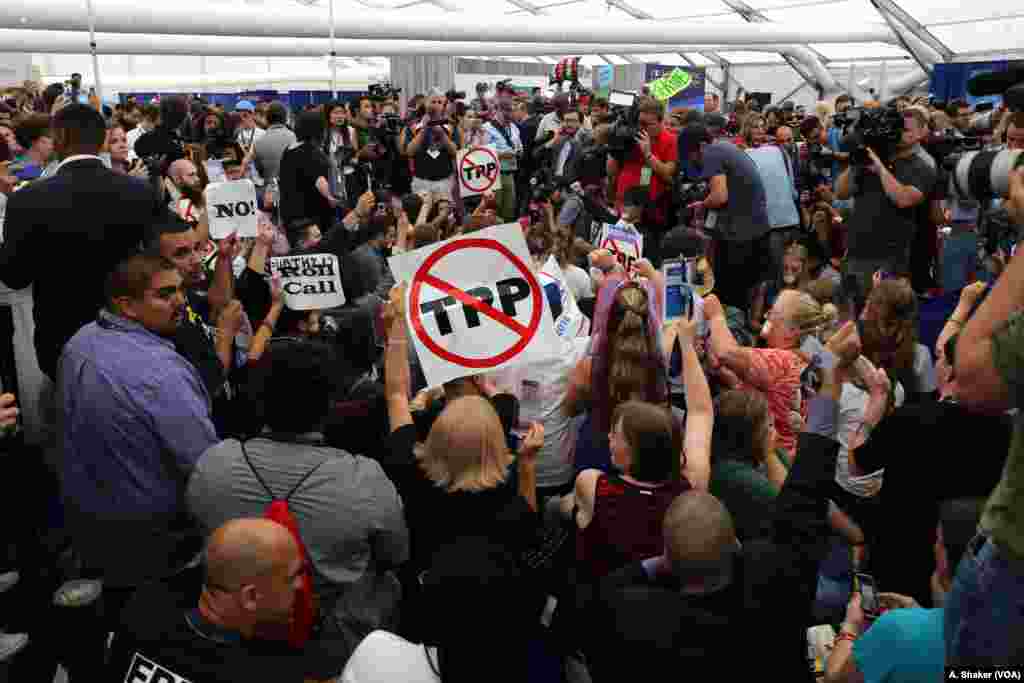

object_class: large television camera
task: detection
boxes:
[604,92,642,161]
[929,79,1024,202]
[368,81,401,101]
[834,105,906,166]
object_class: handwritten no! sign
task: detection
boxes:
[204,180,259,238]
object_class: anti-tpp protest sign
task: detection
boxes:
[388,223,561,387]
[456,145,503,198]
[598,224,644,272]
[269,253,346,310]
[205,179,259,238]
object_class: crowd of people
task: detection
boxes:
[0,77,1023,682]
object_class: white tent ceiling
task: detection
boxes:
[13,0,1023,96]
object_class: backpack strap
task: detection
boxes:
[239,439,330,503]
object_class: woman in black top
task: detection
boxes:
[380,284,547,639]
[279,111,338,243]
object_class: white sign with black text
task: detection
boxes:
[269,253,346,311]
[204,179,259,239]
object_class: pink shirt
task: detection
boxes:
[737,347,808,454]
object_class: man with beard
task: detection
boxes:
[108,518,347,683]
[166,158,205,224]
[201,109,233,161]
[57,253,220,679]
[148,218,244,434]
[537,92,572,143]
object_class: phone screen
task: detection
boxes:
[664,260,693,322]
[855,572,880,616]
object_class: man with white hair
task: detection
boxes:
[400,88,461,201]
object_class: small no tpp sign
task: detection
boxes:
[598,224,644,272]
[388,223,561,387]
[269,253,346,310]
[205,179,259,239]
[457,145,502,198]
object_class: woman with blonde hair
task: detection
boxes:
[750,242,812,332]
[739,113,767,149]
[814,101,834,129]
[704,288,851,457]
[382,284,545,596]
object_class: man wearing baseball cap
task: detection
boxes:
[234,100,266,150]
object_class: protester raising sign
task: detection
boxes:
[598,223,644,272]
[388,223,561,387]
[205,180,259,239]
[456,145,503,198]
[269,253,346,311]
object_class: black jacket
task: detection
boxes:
[573,430,838,683]
[0,158,169,378]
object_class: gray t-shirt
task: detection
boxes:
[698,141,770,242]
[845,154,936,267]
[187,437,409,615]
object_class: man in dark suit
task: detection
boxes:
[0,104,168,380]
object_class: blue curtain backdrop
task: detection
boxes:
[120,90,366,110]
[930,60,1023,108]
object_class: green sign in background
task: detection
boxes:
[648,68,693,101]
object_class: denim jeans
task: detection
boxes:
[944,533,1024,666]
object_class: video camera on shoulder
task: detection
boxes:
[841,105,905,166]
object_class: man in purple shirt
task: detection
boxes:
[57,252,219,677]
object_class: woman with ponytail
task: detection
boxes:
[558,306,711,582]
[563,264,669,474]
[704,288,844,458]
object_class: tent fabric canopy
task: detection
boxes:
[15,0,1023,98]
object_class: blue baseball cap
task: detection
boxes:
[234,100,255,113]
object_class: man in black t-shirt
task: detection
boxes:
[109,518,346,683]
[401,89,461,200]
[836,108,936,296]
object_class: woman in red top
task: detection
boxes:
[560,310,713,582]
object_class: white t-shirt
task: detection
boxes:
[835,381,906,498]
[235,126,266,147]
[491,336,590,489]
[126,124,148,161]
[342,631,438,683]
[563,264,593,302]
[912,343,938,395]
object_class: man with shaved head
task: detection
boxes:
[569,361,847,683]
[109,518,347,682]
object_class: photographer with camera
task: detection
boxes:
[400,88,461,202]
[836,107,936,297]
[678,122,770,310]
[134,95,189,170]
[608,96,678,265]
